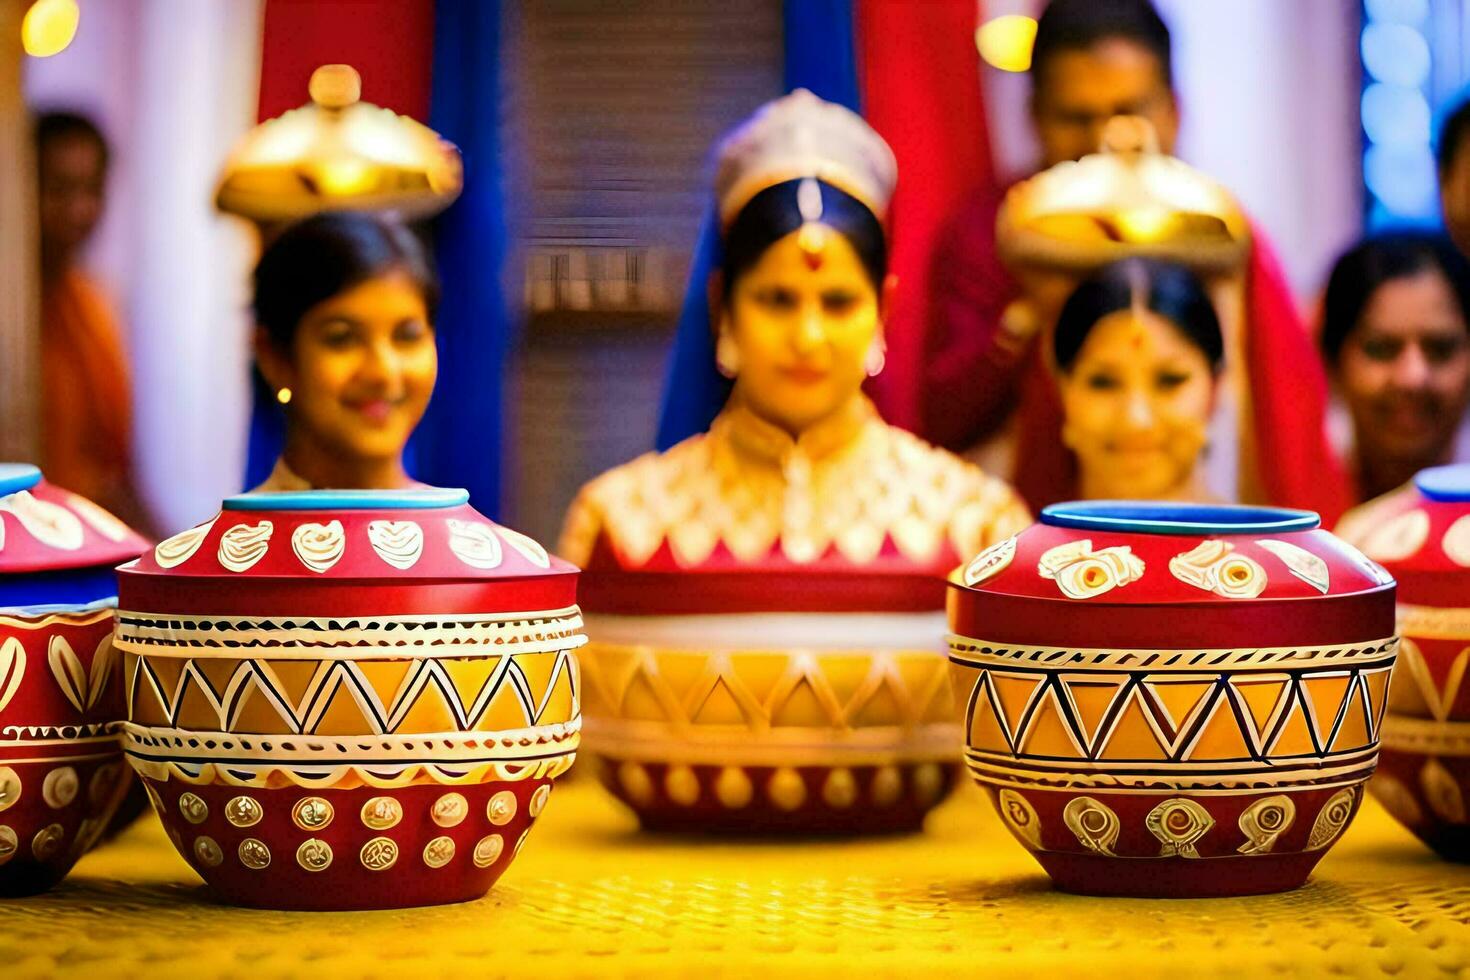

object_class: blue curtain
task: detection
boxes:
[243,371,283,490]
[782,0,860,113]
[413,0,511,515]
[653,209,728,450]
[653,0,859,450]
[241,1,511,514]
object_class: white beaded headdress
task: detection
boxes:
[712,89,897,229]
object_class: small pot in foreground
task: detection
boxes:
[116,488,584,909]
[948,502,1396,897]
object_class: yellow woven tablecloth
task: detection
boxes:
[5,775,1468,979]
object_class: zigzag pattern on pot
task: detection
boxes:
[581,645,954,734]
[961,655,1393,767]
[126,648,579,736]
[1390,637,1468,722]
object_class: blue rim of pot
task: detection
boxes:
[0,463,43,497]
[1040,500,1320,536]
[1413,464,1470,503]
[223,487,470,511]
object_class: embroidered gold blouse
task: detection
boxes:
[559,396,1030,574]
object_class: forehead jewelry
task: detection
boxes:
[796,177,829,270]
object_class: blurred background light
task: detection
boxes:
[1364,142,1439,218]
[21,0,79,58]
[1364,0,1429,26]
[1362,23,1431,87]
[1362,0,1437,228]
[976,14,1038,73]
[1361,83,1431,145]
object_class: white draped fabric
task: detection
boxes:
[25,0,262,531]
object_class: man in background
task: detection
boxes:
[1439,95,1470,261]
[920,0,1347,520]
[35,111,145,528]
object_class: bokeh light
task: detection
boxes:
[1364,142,1438,218]
[1361,83,1431,146]
[1364,0,1428,26]
[1362,0,1437,226]
[1361,23,1431,88]
[21,0,79,59]
[976,14,1038,73]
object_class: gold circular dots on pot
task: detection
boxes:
[238,838,271,870]
[224,796,264,828]
[360,837,399,872]
[422,836,455,869]
[192,835,224,868]
[292,797,334,832]
[486,790,517,827]
[360,796,402,831]
[473,834,504,868]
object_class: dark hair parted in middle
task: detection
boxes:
[253,212,441,351]
[720,178,887,301]
[1321,231,1470,364]
[1053,258,1223,372]
[1030,0,1173,88]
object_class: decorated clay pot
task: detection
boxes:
[1345,466,1470,860]
[115,488,583,910]
[0,464,146,895]
[948,502,1396,897]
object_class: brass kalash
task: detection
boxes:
[215,63,462,226]
[997,115,1250,275]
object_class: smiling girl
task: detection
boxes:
[1053,258,1223,502]
[250,213,439,491]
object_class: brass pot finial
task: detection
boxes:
[309,65,361,110]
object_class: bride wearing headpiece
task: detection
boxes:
[559,91,1029,833]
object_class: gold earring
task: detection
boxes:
[864,340,886,378]
[715,332,739,378]
[276,387,293,405]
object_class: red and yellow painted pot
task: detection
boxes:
[948,502,1397,897]
[1343,465,1470,860]
[115,488,583,910]
[0,463,146,895]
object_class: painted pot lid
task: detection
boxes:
[119,487,578,616]
[1344,464,1470,606]
[949,501,1394,649]
[0,463,148,576]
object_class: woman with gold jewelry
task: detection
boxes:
[559,91,1029,834]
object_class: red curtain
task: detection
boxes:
[256,0,435,121]
[856,0,993,431]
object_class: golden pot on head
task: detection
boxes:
[215,64,463,224]
[998,116,1251,277]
